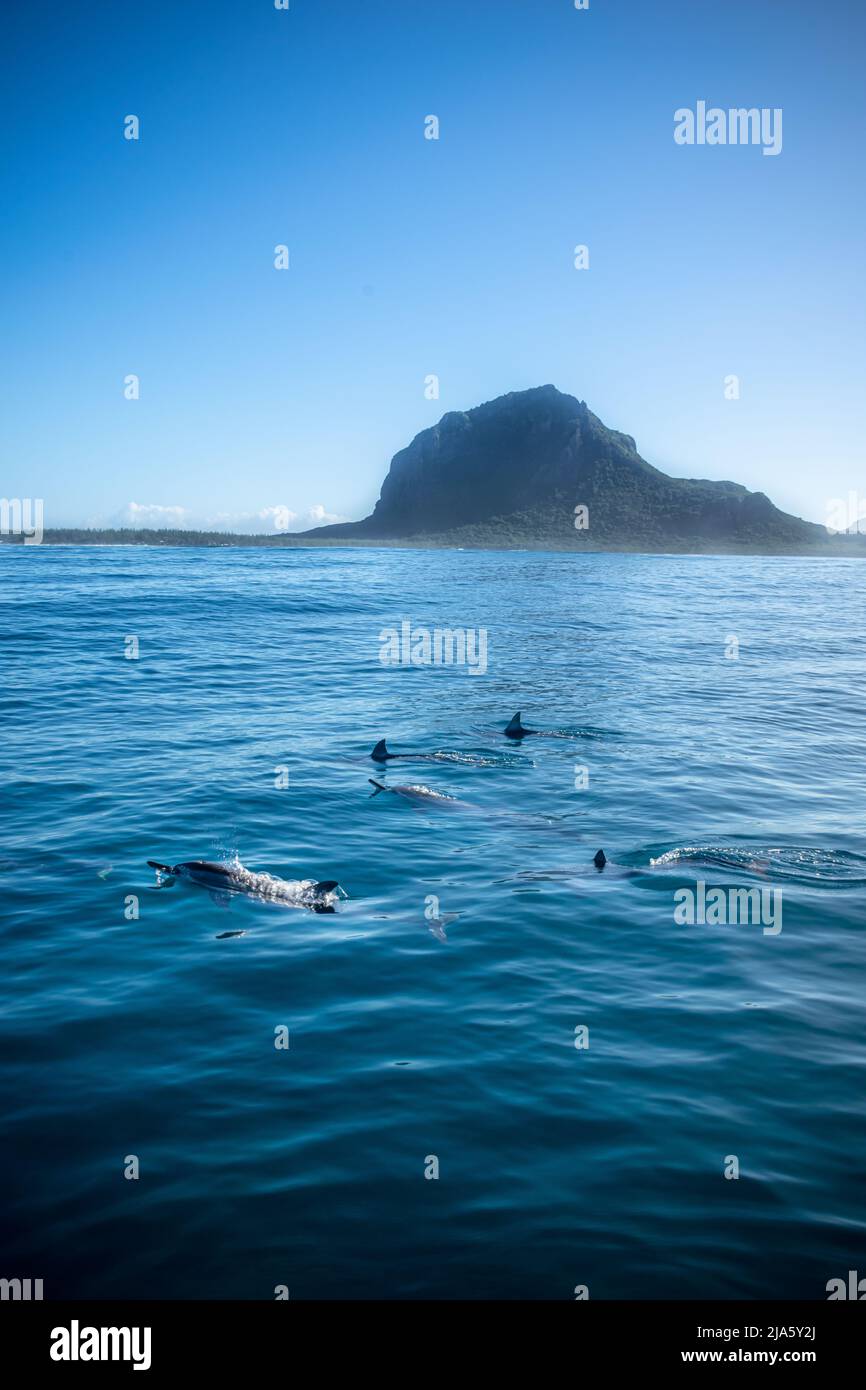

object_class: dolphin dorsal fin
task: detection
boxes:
[505,712,524,734]
[371,739,389,760]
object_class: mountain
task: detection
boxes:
[304,385,854,554]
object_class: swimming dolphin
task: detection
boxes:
[589,850,643,879]
[504,711,536,739]
[503,712,620,743]
[371,738,442,763]
[147,859,340,912]
[372,738,521,768]
[368,779,462,809]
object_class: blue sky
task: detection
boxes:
[2,0,864,530]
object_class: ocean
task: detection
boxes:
[2,544,864,1299]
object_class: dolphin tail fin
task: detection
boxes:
[311,879,339,914]
[371,739,389,761]
[147,860,174,874]
[368,778,387,794]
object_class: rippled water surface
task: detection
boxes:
[2,546,865,1299]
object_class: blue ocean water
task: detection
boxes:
[2,545,865,1300]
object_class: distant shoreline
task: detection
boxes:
[3,529,866,558]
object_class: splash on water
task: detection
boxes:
[649,845,866,886]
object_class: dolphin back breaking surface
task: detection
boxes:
[147,858,342,911]
[368,778,462,807]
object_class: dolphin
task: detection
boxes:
[503,712,620,742]
[369,778,565,830]
[371,738,441,763]
[372,738,524,768]
[504,711,536,740]
[587,849,644,879]
[368,779,463,809]
[516,848,635,888]
[590,849,642,877]
[147,859,341,912]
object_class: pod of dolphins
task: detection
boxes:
[148,712,607,922]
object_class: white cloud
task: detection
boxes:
[105,502,344,533]
[307,503,347,525]
[203,505,300,533]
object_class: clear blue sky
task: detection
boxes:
[2,0,864,530]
